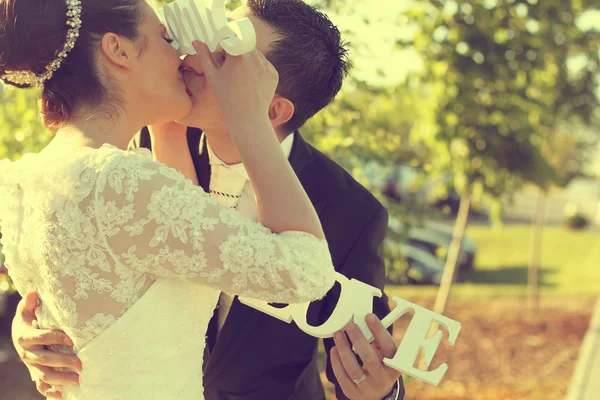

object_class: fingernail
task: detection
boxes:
[347,323,357,332]
[64,336,74,346]
[193,40,201,50]
[366,314,377,323]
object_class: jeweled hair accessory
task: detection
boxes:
[1,0,82,88]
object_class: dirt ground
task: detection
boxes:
[1,295,595,400]
[321,295,596,400]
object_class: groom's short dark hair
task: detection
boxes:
[248,0,350,134]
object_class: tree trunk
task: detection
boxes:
[419,195,471,371]
[433,195,471,314]
[528,191,547,314]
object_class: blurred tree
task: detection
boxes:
[303,83,431,167]
[400,0,600,314]
[0,86,52,160]
[0,85,50,300]
[302,83,439,278]
[542,121,598,185]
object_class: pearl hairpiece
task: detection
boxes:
[1,0,82,88]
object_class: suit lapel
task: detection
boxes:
[203,132,327,385]
[187,127,211,192]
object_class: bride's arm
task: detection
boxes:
[93,153,334,304]
[95,43,334,303]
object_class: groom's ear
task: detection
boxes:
[99,33,137,70]
[268,96,295,130]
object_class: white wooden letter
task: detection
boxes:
[239,272,381,339]
[291,273,382,339]
[156,0,256,56]
[383,297,462,386]
[239,276,463,387]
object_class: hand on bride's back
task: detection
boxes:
[185,40,278,122]
[12,292,81,399]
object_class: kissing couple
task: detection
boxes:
[0,0,405,399]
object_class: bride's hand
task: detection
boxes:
[186,40,278,128]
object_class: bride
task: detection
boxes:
[0,0,335,399]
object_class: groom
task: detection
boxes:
[12,1,405,399]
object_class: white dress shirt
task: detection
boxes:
[205,134,295,335]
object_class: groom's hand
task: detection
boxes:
[331,314,402,400]
[12,292,81,399]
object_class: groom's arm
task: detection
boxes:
[11,293,81,399]
[323,205,405,400]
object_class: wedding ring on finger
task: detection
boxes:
[352,373,367,385]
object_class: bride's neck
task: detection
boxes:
[57,106,143,150]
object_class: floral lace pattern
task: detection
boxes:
[0,145,335,349]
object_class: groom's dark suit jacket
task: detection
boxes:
[130,128,405,400]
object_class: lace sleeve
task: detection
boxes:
[93,151,335,304]
[0,159,14,228]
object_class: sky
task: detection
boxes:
[314,1,423,87]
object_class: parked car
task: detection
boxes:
[399,244,445,285]
[382,165,462,215]
[422,221,477,276]
[387,217,477,282]
[563,178,600,226]
[385,239,445,285]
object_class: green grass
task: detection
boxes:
[387,224,600,299]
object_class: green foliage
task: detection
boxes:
[399,0,600,221]
[301,82,439,223]
[541,121,598,185]
[0,86,52,160]
[303,83,432,166]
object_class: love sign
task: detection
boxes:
[239,272,462,386]
[156,0,257,56]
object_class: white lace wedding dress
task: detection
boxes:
[0,144,335,400]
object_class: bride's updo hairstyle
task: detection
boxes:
[0,0,145,130]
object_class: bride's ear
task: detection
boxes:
[268,96,295,130]
[99,33,136,69]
